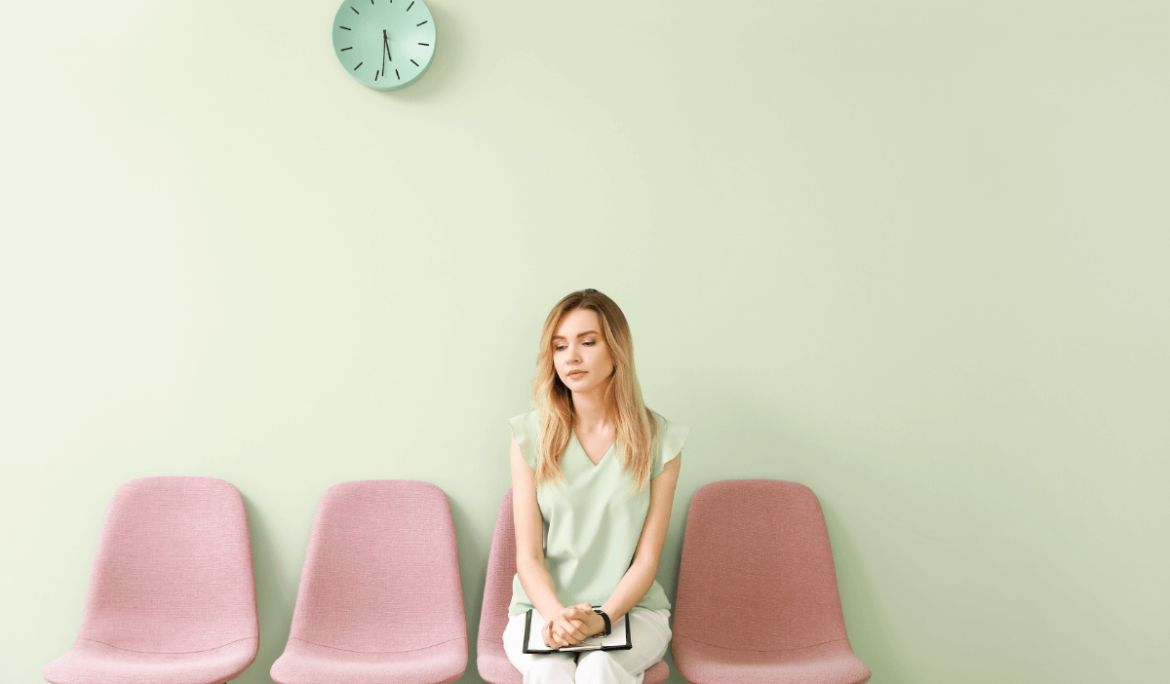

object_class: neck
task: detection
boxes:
[571,391,611,432]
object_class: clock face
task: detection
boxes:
[332,0,436,90]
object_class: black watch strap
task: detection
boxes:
[593,608,611,636]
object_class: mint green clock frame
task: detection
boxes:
[332,0,436,91]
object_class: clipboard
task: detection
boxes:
[522,609,633,653]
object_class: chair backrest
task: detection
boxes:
[477,489,516,653]
[78,476,258,652]
[289,480,466,652]
[673,480,849,652]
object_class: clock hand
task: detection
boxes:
[383,29,392,63]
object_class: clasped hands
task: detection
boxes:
[541,603,606,648]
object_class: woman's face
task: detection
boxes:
[552,308,615,395]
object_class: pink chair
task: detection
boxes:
[270,480,467,684]
[671,480,871,684]
[43,477,259,684]
[477,489,671,684]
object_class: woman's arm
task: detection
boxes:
[569,452,683,636]
[511,437,588,646]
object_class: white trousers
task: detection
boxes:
[502,607,672,684]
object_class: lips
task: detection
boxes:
[567,370,587,380]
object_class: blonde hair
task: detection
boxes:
[531,289,660,495]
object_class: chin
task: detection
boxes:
[577,381,602,393]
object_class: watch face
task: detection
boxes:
[332,0,436,91]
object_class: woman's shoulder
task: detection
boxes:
[507,408,539,434]
[646,407,687,434]
[647,407,690,477]
[507,408,540,468]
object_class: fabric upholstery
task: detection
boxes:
[272,637,467,684]
[270,480,467,684]
[43,476,259,684]
[477,489,670,684]
[671,480,870,684]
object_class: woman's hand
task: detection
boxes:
[542,602,609,647]
[543,606,588,647]
[556,603,607,641]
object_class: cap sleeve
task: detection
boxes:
[507,410,539,470]
[651,411,689,479]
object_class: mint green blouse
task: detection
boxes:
[507,408,689,616]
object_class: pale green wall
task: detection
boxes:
[2,0,1167,682]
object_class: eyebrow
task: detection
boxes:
[552,331,599,341]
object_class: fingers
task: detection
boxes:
[557,607,593,641]
[545,622,570,648]
[559,606,602,638]
[560,606,590,622]
[543,604,599,649]
[558,607,588,628]
[550,615,585,645]
[561,616,587,642]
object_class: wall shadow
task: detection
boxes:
[449,491,491,683]
[383,1,463,103]
[239,493,300,684]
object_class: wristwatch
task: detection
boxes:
[593,608,611,636]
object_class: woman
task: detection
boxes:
[502,289,689,684]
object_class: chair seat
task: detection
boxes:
[271,636,468,684]
[672,634,870,684]
[476,637,670,684]
[642,658,670,684]
[475,641,521,684]
[43,636,259,684]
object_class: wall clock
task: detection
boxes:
[332,0,436,90]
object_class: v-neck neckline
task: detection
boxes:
[572,429,615,467]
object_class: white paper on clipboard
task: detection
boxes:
[524,610,631,653]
